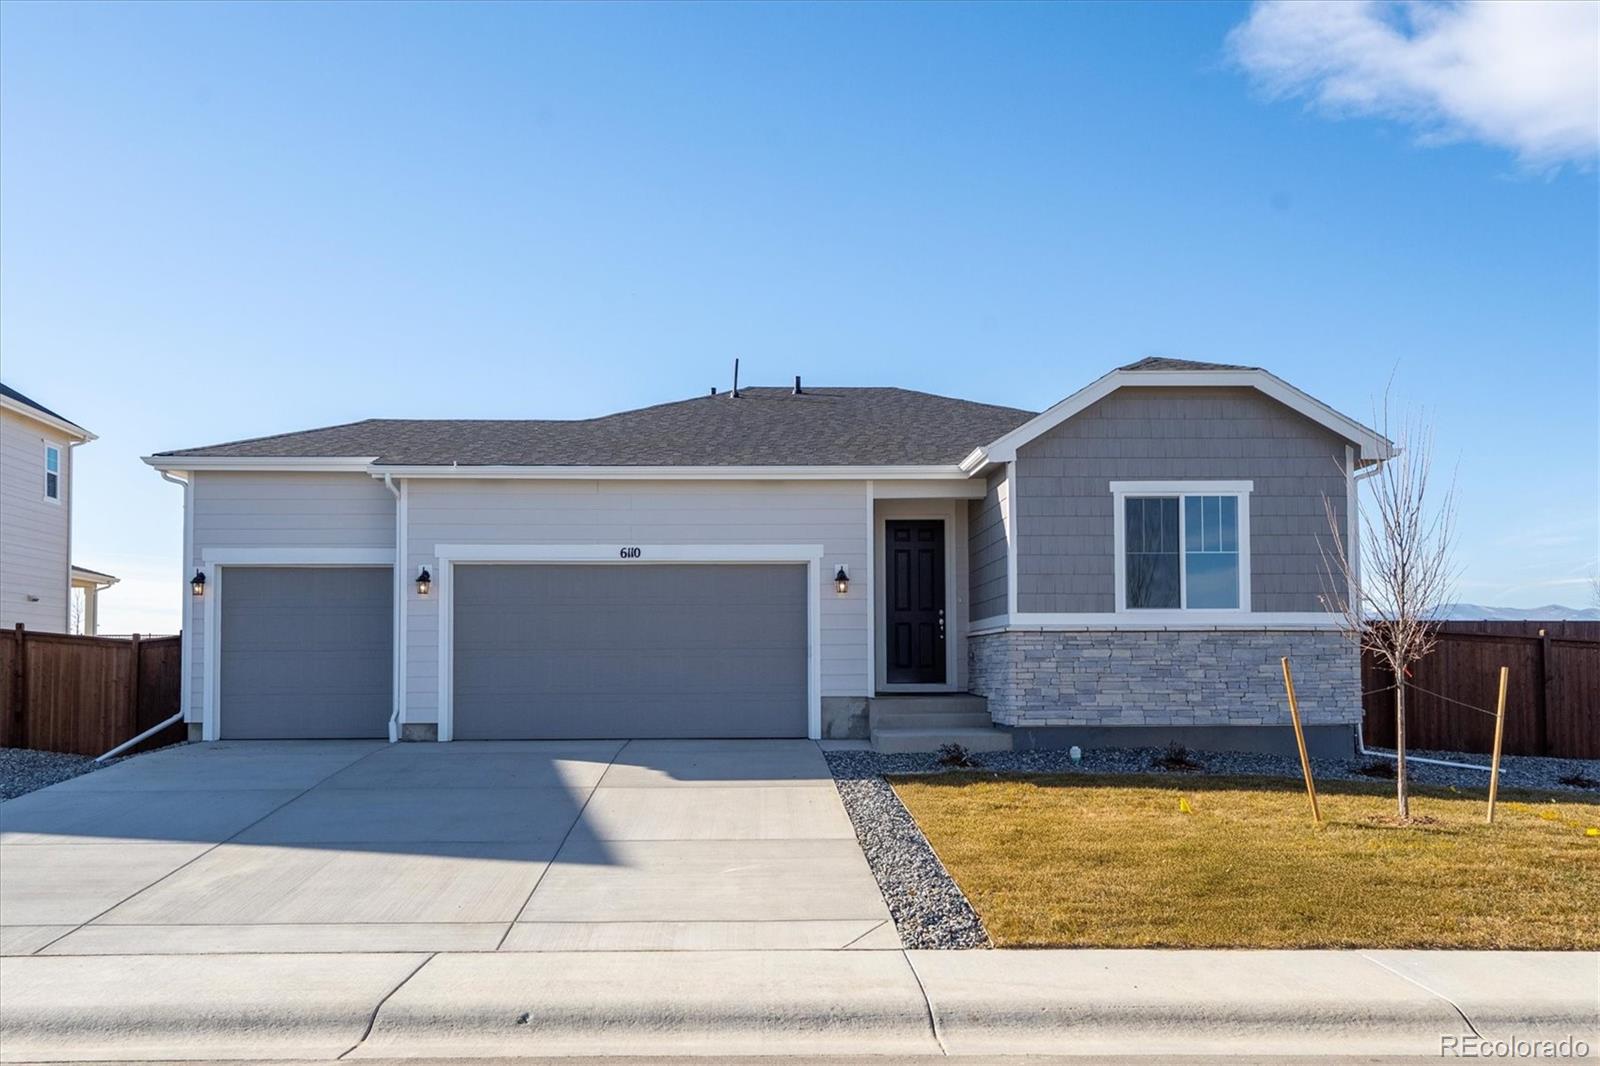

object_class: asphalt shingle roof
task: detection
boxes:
[156,387,1038,467]
[1119,356,1256,372]
[1,382,87,433]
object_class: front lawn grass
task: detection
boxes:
[889,773,1600,949]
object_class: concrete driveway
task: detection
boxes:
[0,739,897,956]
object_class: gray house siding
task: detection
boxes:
[967,467,1008,622]
[402,478,870,726]
[185,472,397,719]
[1014,387,1349,614]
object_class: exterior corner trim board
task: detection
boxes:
[431,543,826,742]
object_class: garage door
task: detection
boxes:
[219,567,393,739]
[452,564,807,739]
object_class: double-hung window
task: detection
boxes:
[44,445,61,502]
[1112,481,1250,612]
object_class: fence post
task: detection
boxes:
[10,623,25,749]
[1536,629,1552,757]
[127,633,142,743]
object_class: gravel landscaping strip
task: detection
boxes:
[827,742,1598,949]
[0,748,99,800]
[826,754,990,950]
[0,742,191,801]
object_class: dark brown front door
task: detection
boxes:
[885,520,946,684]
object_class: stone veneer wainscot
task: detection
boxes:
[967,628,1360,728]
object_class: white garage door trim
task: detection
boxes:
[433,544,825,742]
[199,548,397,742]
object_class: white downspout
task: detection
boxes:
[1347,452,1480,771]
[159,470,192,732]
[1355,721,1491,773]
[382,473,403,742]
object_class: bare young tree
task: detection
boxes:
[1321,402,1459,820]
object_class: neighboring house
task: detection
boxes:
[144,358,1390,755]
[0,383,118,634]
[70,565,120,635]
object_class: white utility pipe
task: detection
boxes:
[95,713,183,763]
[1355,719,1490,773]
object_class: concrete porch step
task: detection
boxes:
[869,726,1014,755]
[868,711,994,731]
[867,694,989,730]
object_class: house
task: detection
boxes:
[143,358,1390,755]
[0,383,118,634]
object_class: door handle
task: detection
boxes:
[938,608,945,637]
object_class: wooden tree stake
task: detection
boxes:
[1486,665,1510,824]
[1281,657,1321,825]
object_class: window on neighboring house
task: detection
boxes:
[44,445,61,501]
[1115,482,1249,611]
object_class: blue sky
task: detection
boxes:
[1,1,1595,631]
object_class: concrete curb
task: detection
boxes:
[0,952,430,1063]
[909,949,1471,1056]
[352,950,941,1058]
[2,949,1595,1061]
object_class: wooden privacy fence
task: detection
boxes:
[0,626,184,757]
[1361,621,1600,760]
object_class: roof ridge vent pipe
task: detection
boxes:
[730,357,740,398]
[793,375,802,395]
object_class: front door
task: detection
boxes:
[885,520,946,684]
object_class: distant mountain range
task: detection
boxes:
[1434,603,1600,622]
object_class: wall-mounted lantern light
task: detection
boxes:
[416,566,432,596]
[834,565,850,595]
[190,570,206,597]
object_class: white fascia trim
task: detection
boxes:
[379,464,966,480]
[69,567,120,589]
[872,479,987,500]
[2,397,95,442]
[979,369,1393,463]
[201,547,397,566]
[971,611,1344,634]
[142,457,974,481]
[143,455,379,473]
[958,447,989,475]
[431,543,826,742]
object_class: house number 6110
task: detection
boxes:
[619,547,642,559]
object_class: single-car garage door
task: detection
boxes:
[452,564,807,739]
[219,566,393,739]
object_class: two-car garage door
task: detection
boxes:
[215,563,808,740]
[451,564,808,739]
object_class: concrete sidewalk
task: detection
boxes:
[2,948,1594,1061]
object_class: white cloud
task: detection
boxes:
[1228,0,1599,167]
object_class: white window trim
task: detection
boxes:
[43,444,62,504]
[197,547,398,742]
[1111,480,1252,617]
[430,543,825,743]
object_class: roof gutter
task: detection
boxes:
[1,396,95,442]
[142,455,378,473]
